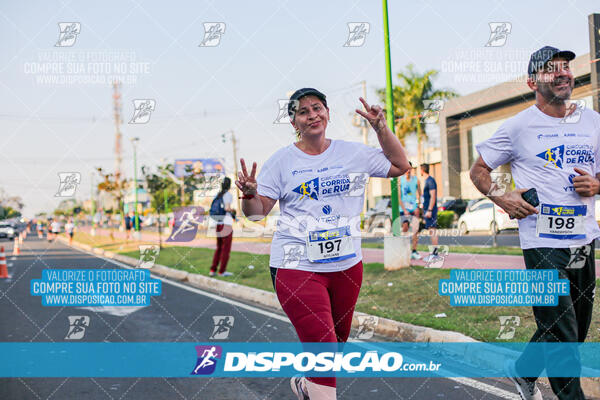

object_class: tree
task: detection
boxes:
[0,206,21,219]
[182,165,208,205]
[141,164,180,248]
[96,167,127,226]
[0,188,23,220]
[53,199,82,217]
[0,189,24,212]
[377,64,458,165]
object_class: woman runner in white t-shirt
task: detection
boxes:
[235,88,409,400]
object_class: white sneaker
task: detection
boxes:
[218,271,233,277]
[504,360,542,400]
[411,251,421,260]
[290,375,310,400]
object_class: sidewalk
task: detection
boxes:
[81,227,600,277]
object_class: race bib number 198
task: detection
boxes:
[536,203,586,240]
[306,226,356,263]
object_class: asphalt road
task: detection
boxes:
[0,236,533,399]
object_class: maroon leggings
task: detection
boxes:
[271,261,363,387]
[210,224,233,274]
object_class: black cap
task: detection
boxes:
[527,46,575,76]
[287,88,327,119]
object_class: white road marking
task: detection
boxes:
[77,306,145,316]
[73,246,289,323]
[71,244,519,399]
[450,377,520,399]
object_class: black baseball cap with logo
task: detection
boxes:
[287,88,328,119]
[527,46,576,76]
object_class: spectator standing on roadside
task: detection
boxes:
[209,177,235,277]
[421,163,438,251]
[124,212,132,241]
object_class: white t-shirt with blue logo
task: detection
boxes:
[257,139,391,272]
[476,104,600,249]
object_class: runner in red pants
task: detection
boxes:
[271,262,362,388]
[236,88,409,399]
[210,224,233,275]
[210,177,235,277]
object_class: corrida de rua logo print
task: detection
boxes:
[292,175,352,201]
[536,144,594,169]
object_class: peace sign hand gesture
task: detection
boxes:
[355,97,388,133]
[235,158,258,196]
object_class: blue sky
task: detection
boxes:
[1,0,598,215]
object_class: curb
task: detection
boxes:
[57,236,600,397]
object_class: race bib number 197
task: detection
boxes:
[306,226,356,263]
[536,203,586,240]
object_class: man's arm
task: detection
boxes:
[425,188,436,218]
[571,168,600,197]
[470,156,537,219]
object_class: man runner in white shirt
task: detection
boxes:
[471,46,600,400]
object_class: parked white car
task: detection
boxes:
[457,198,518,234]
[0,223,16,240]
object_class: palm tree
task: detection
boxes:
[377,64,458,165]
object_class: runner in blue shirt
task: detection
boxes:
[399,162,421,259]
[421,163,438,248]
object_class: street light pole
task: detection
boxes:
[361,80,369,146]
[159,157,170,214]
[231,131,241,214]
[90,171,96,236]
[222,130,241,214]
[131,137,140,232]
[382,0,400,235]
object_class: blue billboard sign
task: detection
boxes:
[173,158,225,177]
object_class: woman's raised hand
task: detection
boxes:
[235,158,258,196]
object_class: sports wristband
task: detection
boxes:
[241,194,255,199]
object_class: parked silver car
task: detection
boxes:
[0,223,16,240]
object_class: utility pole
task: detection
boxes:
[160,158,169,214]
[352,81,370,216]
[222,130,240,214]
[180,181,185,206]
[231,131,240,214]
[360,80,369,145]
[491,204,498,247]
[90,171,96,236]
[112,81,124,225]
[131,137,140,232]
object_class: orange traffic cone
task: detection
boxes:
[0,247,8,278]
[12,239,20,256]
